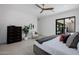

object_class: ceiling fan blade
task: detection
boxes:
[40,9,43,13]
[36,4,54,13]
[35,4,42,9]
[44,8,54,10]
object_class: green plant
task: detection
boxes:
[23,24,34,37]
[23,26,29,37]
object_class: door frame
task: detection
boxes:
[55,16,76,35]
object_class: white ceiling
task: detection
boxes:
[0,4,79,17]
[34,4,79,17]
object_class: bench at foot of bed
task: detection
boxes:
[33,45,51,55]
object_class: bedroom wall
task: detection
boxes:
[38,8,79,36]
[0,5,38,44]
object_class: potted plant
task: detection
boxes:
[23,26,29,37]
[23,24,34,40]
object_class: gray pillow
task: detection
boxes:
[36,35,58,44]
[66,32,79,48]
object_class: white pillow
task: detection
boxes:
[77,42,79,51]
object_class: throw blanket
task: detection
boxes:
[36,35,58,44]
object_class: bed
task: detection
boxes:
[33,35,79,55]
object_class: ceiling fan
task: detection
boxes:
[35,4,54,13]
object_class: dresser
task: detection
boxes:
[7,26,22,44]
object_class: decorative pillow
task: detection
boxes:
[69,33,74,35]
[60,34,64,41]
[60,34,70,43]
[63,34,70,43]
[66,32,79,48]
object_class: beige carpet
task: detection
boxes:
[0,39,35,55]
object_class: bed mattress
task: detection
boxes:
[34,36,79,55]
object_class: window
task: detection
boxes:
[56,16,76,35]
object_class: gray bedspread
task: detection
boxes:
[36,35,58,44]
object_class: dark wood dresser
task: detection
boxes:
[7,26,22,44]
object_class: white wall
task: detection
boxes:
[0,5,37,44]
[38,8,79,36]
[38,17,55,36]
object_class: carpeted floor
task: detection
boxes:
[0,35,45,55]
[0,39,35,55]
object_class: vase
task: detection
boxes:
[24,37,28,40]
